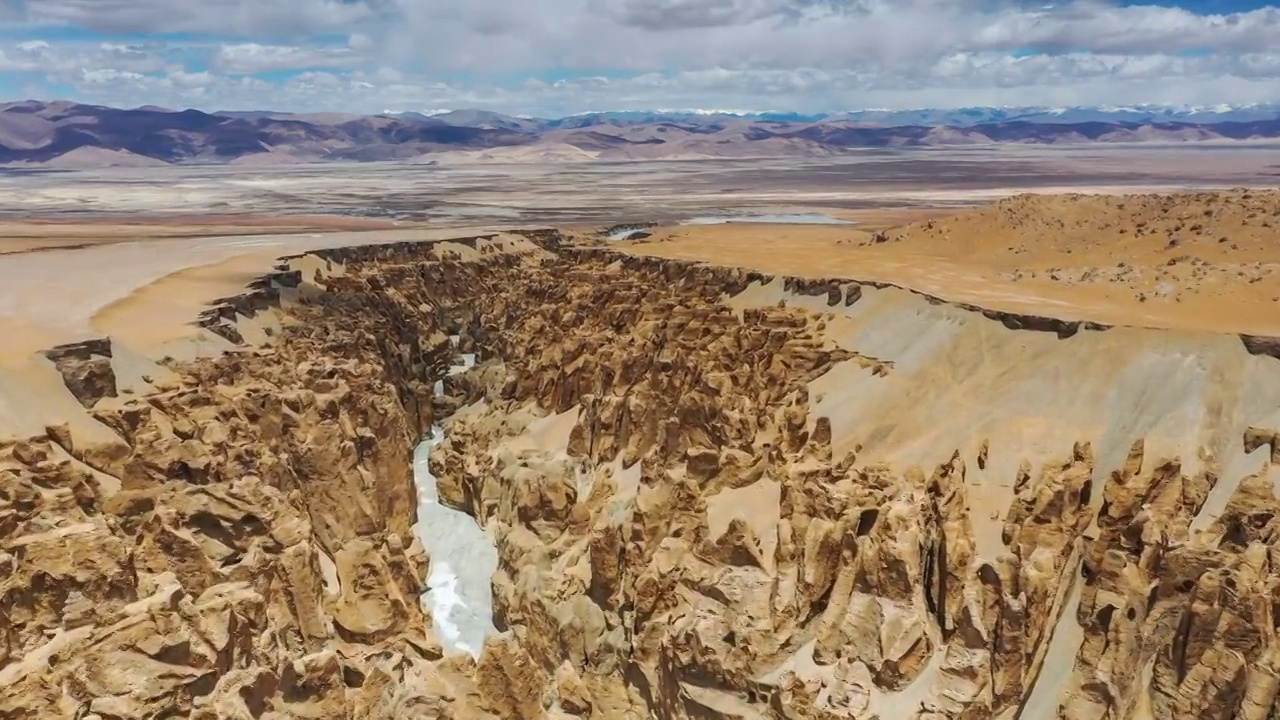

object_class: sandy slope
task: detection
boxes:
[0,226,512,361]
[0,215,404,255]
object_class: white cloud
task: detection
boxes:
[79,68,146,85]
[214,43,364,74]
[20,0,376,36]
[0,38,170,78]
[601,0,793,30]
[350,1,1280,75]
[169,70,215,89]
[970,4,1280,55]
[4,1,1280,114]
[39,53,1280,116]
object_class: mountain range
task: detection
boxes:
[3,100,1280,167]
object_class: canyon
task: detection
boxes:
[3,211,1280,719]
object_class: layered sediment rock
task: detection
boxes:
[4,232,1280,718]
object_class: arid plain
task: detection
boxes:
[7,144,1280,720]
[4,143,1279,224]
[2,143,1278,354]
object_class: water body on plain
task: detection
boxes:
[606,212,854,241]
[681,212,856,225]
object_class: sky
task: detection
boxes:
[0,0,1278,116]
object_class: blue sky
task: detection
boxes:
[0,0,1278,115]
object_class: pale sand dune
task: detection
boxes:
[91,253,277,358]
[0,354,128,444]
[705,478,781,571]
[505,407,581,455]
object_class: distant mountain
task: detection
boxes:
[424,109,545,133]
[542,104,1280,128]
[3,100,1280,166]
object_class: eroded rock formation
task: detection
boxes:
[4,232,1280,719]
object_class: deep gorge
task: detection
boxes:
[5,231,1280,719]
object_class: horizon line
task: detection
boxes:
[4,98,1277,120]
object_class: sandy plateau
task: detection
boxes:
[622,189,1280,337]
[4,154,1280,720]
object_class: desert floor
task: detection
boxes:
[2,144,1279,360]
[3,143,1278,226]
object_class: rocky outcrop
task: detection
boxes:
[4,233,1280,719]
[0,244,474,719]
[44,339,118,408]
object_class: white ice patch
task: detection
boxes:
[411,347,498,659]
[450,353,476,375]
[445,334,476,376]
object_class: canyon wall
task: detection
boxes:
[3,232,1280,719]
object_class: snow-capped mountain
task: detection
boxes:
[404,104,1280,130]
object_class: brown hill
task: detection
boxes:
[4,101,1280,166]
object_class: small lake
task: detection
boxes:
[603,212,854,241]
[607,228,652,240]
